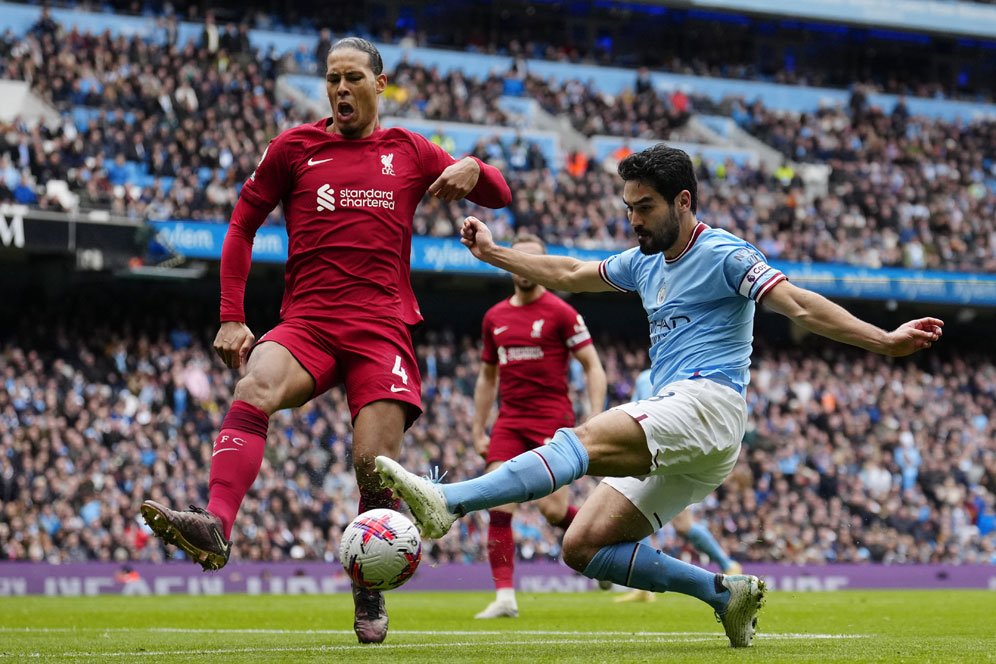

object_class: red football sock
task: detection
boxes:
[207,400,269,539]
[487,510,515,590]
[358,486,401,514]
[555,505,578,530]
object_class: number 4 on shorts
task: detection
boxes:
[392,355,409,385]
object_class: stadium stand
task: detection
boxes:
[1,309,994,566]
[1,8,993,271]
[1,1,995,573]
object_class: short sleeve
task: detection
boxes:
[723,246,788,302]
[480,309,498,365]
[598,248,639,292]
[561,304,593,351]
[239,134,293,209]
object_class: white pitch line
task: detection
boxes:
[0,627,868,639]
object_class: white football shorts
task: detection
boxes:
[602,377,747,530]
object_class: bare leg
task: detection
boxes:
[350,399,409,644]
[536,486,571,525]
[233,341,315,414]
[352,400,408,509]
[562,483,654,572]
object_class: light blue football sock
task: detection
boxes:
[686,522,735,572]
[583,541,730,613]
[442,428,588,516]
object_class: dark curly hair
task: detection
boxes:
[329,37,384,75]
[617,144,698,213]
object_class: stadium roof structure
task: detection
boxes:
[648,0,996,39]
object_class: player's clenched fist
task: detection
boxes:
[460,216,496,259]
[213,321,255,368]
[428,157,481,201]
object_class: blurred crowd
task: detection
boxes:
[1,18,994,272]
[723,97,996,271]
[2,316,994,567]
[85,0,994,101]
[0,25,305,222]
[0,13,994,576]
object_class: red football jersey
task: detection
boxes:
[480,291,593,422]
[237,121,508,326]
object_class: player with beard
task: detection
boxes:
[375,144,944,648]
[472,234,606,619]
[140,37,511,644]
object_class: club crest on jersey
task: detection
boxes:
[316,184,336,212]
[531,319,545,338]
[381,153,395,176]
[657,285,667,305]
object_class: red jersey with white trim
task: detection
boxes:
[480,291,593,422]
[237,121,508,326]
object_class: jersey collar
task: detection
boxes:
[665,222,708,264]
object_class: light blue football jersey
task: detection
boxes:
[599,223,786,396]
[634,368,654,401]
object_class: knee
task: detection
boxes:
[570,423,592,447]
[561,526,599,573]
[232,372,276,412]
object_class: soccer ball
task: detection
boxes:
[339,508,422,591]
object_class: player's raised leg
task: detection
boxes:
[376,410,651,538]
[350,400,409,643]
[142,340,314,570]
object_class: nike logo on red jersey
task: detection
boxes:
[390,385,410,393]
[494,326,509,335]
[307,156,334,166]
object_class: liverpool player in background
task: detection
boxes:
[472,234,606,619]
[140,37,511,644]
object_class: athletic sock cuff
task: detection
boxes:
[223,400,270,439]
[555,428,589,476]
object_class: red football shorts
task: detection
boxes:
[253,316,422,428]
[485,414,574,466]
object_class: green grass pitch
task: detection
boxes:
[2,590,995,662]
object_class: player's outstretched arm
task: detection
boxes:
[762,280,943,357]
[461,216,614,293]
